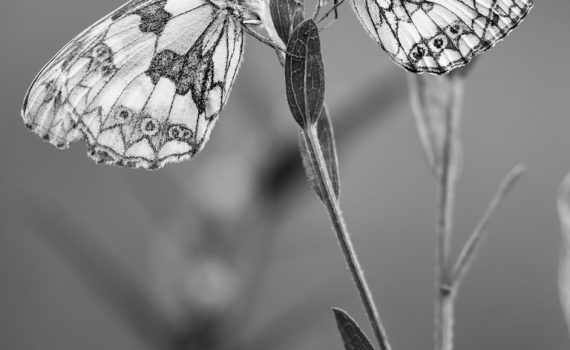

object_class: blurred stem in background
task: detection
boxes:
[408,65,525,350]
[557,173,570,339]
[410,70,464,350]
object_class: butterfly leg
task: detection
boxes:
[240,12,288,52]
[242,24,287,52]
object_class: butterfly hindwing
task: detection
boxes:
[22,0,245,170]
[351,0,533,74]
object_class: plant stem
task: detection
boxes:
[434,79,463,350]
[451,164,526,288]
[435,171,456,350]
[304,124,392,350]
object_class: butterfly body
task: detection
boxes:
[351,0,533,74]
[22,0,261,170]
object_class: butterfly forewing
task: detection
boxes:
[352,0,533,74]
[22,0,244,170]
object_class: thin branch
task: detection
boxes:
[434,76,464,350]
[451,164,526,288]
[243,25,286,53]
[304,123,392,350]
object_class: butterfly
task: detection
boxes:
[351,0,533,74]
[22,0,278,170]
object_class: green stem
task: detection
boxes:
[304,123,391,350]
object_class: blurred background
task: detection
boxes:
[1,0,569,349]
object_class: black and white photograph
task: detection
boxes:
[1,0,569,349]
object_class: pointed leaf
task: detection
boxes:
[333,308,375,350]
[285,19,325,128]
[452,164,526,287]
[408,73,464,179]
[298,106,340,201]
[270,0,304,43]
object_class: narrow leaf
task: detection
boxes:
[408,73,464,179]
[452,164,526,288]
[557,173,570,337]
[285,19,325,128]
[270,0,304,43]
[333,308,375,350]
[298,106,340,201]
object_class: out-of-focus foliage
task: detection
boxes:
[558,173,570,337]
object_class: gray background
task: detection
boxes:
[1,0,570,349]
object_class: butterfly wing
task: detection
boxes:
[22,0,244,170]
[351,0,533,74]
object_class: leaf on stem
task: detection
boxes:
[407,72,465,179]
[270,0,304,43]
[285,19,325,129]
[333,308,375,350]
[451,164,526,288]
[298,105,340,201]
[557,173,570,337]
